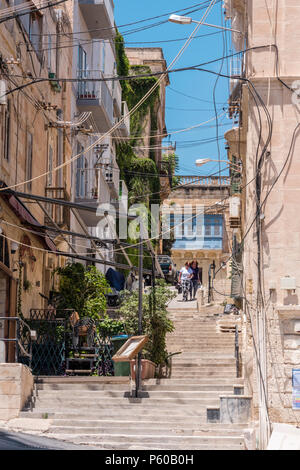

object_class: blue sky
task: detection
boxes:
[114,0,233,176]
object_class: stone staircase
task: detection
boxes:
[18,304,250,450]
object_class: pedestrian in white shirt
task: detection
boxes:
[178,261,193,301]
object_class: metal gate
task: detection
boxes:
[18,309,115,376]
[18,309,73,376]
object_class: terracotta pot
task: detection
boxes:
[130,359,156,380]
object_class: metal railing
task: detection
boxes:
[177,175,231,187]
[0,317,32,366]
[77,69,113,123]
[75,164,119,201]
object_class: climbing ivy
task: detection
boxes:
[114,32,162,265]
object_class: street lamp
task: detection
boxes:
[168,14,243,34]
[195,158,242,171]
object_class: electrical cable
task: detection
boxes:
[212,1,226,187]
[0,1,220,194]
[28,0,221,37]
[0,0,68,24]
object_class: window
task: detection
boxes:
[29,12,43,62]
[47,34,52,71]
[78,46,87,96]
[3,99,10,161]
[76,146,88,198]
[205,225,211,236]
[56,110,63,187]
[26,132,33,191]
[0,234,10,268]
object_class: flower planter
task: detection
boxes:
[130,359,156,380]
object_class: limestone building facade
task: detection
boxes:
[224,0,300,447]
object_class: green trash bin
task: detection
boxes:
[111,335,130,376]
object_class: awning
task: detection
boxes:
[0,181,57,252]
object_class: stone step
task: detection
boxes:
[171,367,236,372]
[19,412,247,426]
[22,408,213,418]
[35,383,238,392]
[143,384,236,392]
[34,376,130,384]
[170,374,237,379]
[47,424,245,437]
[171,364,235,368]
[43,432,244,449]
[33,397,221,407]
[166,339,235,343]
[35,390,227,399]
[166,346,235,350]
[46,418,245,436]
[36,383,130,391]
[145,378,244,385]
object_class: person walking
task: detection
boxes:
[178,261,193,301]
[190,260,201,300]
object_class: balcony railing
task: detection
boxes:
[77,70,113,128]
[75,166,118,203]
[177,176,231,187]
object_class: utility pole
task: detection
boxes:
[135,225,143,398]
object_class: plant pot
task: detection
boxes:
[130,359,156,380]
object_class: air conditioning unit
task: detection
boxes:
[280,276,296,290]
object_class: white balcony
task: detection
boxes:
[77,70,113,132]
[75,167,111,226]
[78,0,115,39]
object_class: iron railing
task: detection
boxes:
[77,69,113,123]
[0,316,32,366]
[1,310,121,377]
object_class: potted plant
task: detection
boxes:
[119,279,176,378]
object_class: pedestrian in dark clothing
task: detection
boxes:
[189,260,201,300]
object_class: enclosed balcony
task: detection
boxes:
[77,70,114,132]
[78,0,115,39]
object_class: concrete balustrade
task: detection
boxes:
[0,364,33,420]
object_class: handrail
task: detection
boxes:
[0,316,32,366]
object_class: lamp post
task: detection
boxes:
[195,158,242,172]
[168,14,243,34]
[208,260,215,304]
[135,224,144,398]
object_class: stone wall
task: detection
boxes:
[0,364,33,420]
